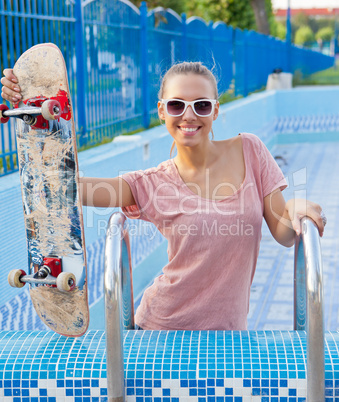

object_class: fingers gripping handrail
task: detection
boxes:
[294,217,325,401]
[104,212,135,402]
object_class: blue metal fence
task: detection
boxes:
[0,0,77,176]
[0,0,335,176]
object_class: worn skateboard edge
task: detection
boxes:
[14,43,89,337]
[30,287,89,337]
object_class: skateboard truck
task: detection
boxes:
[0,89,71,127]
[8,256,76,292]
[0,99,62,129]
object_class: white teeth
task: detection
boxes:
[181,127,198,132]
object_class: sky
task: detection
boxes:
[272,0,339,9]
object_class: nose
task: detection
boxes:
[182,105,196,120]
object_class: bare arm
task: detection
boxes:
[1,71,135,209]
[1,69,22,103]
[263,189,325,248]
[80,176,135,208]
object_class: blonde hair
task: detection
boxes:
[158,61,218,100]
[158,62,218,157]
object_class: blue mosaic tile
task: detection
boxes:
[0,329,334,400]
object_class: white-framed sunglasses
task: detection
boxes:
[161,98,217,117]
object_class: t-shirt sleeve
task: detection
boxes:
[257,136,287,197]
[120,170,153,221]
[247,134,287,197]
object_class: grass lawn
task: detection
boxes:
[294,59,339,86]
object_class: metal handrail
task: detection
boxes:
[104,212,135,402]
[294,217,325,401]
[103,212,325,401]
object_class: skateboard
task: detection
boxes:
[0,43,89,337]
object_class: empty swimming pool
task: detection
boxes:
[1,86,339,401]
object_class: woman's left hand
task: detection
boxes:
[285,198,326,237]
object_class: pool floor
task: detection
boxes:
[1,138,339,401]
[248,139,339,331]
[86,138,339,333]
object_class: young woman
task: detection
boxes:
[1,62,326,331]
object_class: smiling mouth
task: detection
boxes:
[179,126,201,135]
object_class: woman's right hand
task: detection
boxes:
[1,69,22,103]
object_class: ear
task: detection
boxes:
[158,101,166,121]
[213,101,219,121]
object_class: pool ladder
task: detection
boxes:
[104,212,134,402]
[294,217,325,401]
[104,212,325,401]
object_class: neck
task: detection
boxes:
[175,140,216,171]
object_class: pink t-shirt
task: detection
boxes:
[121,133,287,330]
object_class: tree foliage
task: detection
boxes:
[186,0,256,30]
[131,0,257,31]
[315,26,334,42]
[288,12,335,44]
[294,25,315,45]
[264,0,279,36]
[130,0,187,14]
[275,22,286,40]
[130,0,280,35]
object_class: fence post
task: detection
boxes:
[243,30,248,97]
[182,13,188,62]
[208,20,213,56]
[285,1,292,73]
[140,1,150,128]
[74,0,87,146]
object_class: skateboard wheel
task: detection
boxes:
[0,104,10,123]
[56,272,76,292]
[41,100,62,120]
[8,269,26,288]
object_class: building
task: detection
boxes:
[274,7,339,21]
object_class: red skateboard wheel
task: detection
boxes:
[41,99,62,120]
[0,104,9,123]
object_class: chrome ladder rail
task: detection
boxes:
[103,213,325,401]
[294,217,325,401]
[104,212,135,402]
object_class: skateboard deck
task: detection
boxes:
[1,43,89,336]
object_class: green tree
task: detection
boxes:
[250,0,279,36]
[317,18,335,31]
[131,0,275,33]
[289,11,336,43]
[129,0,186,14]
[293,12,311,28]
[185,0,256,31]
[315,26,334,42]
[291,12,316,40]
[294,25,315,45]
[275,22,286,40]
[264,0,279,36]
[251,0,269,34]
